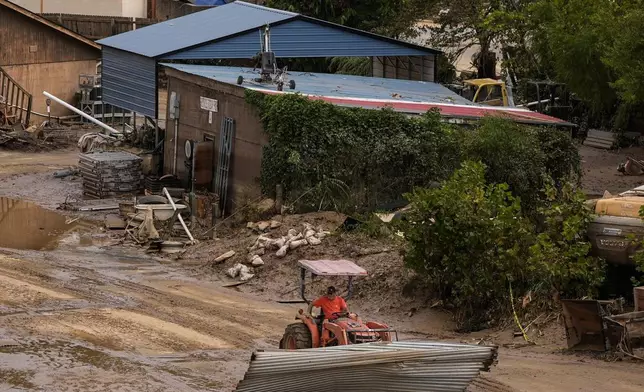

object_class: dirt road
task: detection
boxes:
[0,245,295,391]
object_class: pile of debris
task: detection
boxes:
[248,222,330,259]
[221,222,331,283]
[562,295,644,359]
[79,151,142,199]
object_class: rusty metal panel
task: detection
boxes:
[193,141,214,190]
[635,287,644,312]
[298,259,368,277]
[561,300,606,351]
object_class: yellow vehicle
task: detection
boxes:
[459,78,509,106]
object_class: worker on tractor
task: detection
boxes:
[307,286,350,320]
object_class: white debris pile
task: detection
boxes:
[248,223,330,259]
[227,263,255,281]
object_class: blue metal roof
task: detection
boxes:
[98,2,295,58]
[98,1,439,59]
[163,19,430,59]
[161,63,472,106]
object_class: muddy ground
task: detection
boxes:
[0,146,643,392]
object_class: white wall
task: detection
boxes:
[9,0,147,18]
[8,0,41,13]
[122,0,147,18]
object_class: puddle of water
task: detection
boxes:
[0,197,89,250]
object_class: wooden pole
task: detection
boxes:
[40,0,44,13]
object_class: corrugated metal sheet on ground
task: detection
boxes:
[162,64,573,127]
[236,341,498,392]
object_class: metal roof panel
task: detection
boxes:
[98,2,295,58]
[162,64,573,126]
[298,260,368,276]
[162,64,471,105]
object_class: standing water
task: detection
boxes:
[0,197,84,250]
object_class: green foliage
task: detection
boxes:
[249,91,461,212]
[528,178,605,299]
[402,162,604,330]
[464,118,546,214]
[249,92,581,216]
[601,4,644,104]
[402,161,534,330]
[328,57,372,76]
[266,0,431,38]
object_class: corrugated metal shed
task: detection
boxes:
[102,47,157,117]
[98,1,437,59]
[162,63,575,127]
[163,19,430,59]
[98,1,440,118]
[99,2,294,58]
[236,341,498,392]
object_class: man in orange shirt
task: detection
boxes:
[308,286,350,320]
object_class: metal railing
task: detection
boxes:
[0,66,32,127]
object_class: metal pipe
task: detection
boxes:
[43,91,121,135]
[163,187,195,243]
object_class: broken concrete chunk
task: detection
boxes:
[240,272,255,281]
[246,222,256,229]
[214,250,236,263]
[251,256,265,267]
[227,263,244,278]
[307,236,322,246]
[290,239,308,249]
[276,245,289,258]
[304,229,316,239]
[257,221,270,232]
[287,229,298,239]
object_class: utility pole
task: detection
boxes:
[40,0,44,13]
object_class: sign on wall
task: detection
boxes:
[200,96,218,112]
[200,96,218,124]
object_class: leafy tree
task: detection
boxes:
[266,0,430,38]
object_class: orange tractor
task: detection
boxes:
[279,259,398,349]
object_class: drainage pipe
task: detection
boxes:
[43,91,122,136]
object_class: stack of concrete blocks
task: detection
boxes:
[79,151,142,199]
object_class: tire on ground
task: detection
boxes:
[280,323,312,349]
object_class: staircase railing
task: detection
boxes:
[0,66,32,127]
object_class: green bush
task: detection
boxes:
[402,161,534,330]
[528,178,604,300]
[250,91,461,212]
[402,161,604,330]
[464,118,546,214]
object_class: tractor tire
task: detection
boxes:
[279,323,313,350]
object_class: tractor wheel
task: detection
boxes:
[279,323,312,350]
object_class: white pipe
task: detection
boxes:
[43,91,122,135]
[163,187,196,243]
